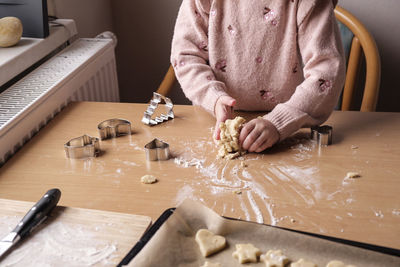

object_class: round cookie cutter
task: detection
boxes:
[311,125,333,146]
[144,138,170,161]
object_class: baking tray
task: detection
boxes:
[118,208,400,266]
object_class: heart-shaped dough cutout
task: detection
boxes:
[195,229,226,257]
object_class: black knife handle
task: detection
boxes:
[12,188,61,239]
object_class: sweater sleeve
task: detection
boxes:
[171,0,229,114]
[264,0,346,141]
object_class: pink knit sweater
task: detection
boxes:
[171,0,345,140]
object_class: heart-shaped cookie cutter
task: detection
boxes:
[144,138,170,161]
[64,134,100,158]
[98,118,131,140]
[311,125,333,146]
[142,92,174,126]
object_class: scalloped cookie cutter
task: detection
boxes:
[311,125,333,146]
[144,138,170,161]
[64,134,100,158]
[98,118,131,140]
[142,92,174,126]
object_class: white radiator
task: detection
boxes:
[0,38,119,165]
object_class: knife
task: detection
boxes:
[0,188,61,259]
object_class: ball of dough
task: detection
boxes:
[140,174,158,184]
[0,17,23,47]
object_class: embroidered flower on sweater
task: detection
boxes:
[206,75,214,81]
[263,7,275,20]
[255,57,263,63]
[259,90,273,100]
[179,60,185,67]
[263,7,278,26]
[292,63,298,73]
[319,79,332,91]
[215,60,227,72]
[198,41,208,51]
[228,25,236,34]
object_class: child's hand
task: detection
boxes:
[214,95,236,140]
[239,117,279,153]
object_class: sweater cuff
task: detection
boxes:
[201,86,229,115]
[263,104,307,141]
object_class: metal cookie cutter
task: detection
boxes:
[64,135,100,158]
[142,92,174,126]
[144,138,170,161]
[311,125,333,146]
[98,118,131,140]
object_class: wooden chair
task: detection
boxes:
[334,6,380,111]
[157,6,381,111]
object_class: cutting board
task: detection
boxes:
[0,198,151,266]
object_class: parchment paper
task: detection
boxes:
[127,200,400,267]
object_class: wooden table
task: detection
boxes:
[0,102,399,250]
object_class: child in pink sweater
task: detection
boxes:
[171,0,345,153]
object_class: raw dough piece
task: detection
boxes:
[326,260,357,267]
[140,174,158,184]
[260,249,290,267]
[290,258,317,267]
[200,262,222,267]
[232,189,242,195]
[195,229,226,257]
[232,243,261,264]
[345,172,361,179]
[218,117,246,159]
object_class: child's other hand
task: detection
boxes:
[214,95,236,140]
[239,117,279,153]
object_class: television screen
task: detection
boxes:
[0,0,49,38]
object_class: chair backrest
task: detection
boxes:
[334,6,381,111]
[156,64,176,97]
[157,6,381,112]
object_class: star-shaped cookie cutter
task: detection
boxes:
[144,138,170,161]
[142,92,174,126]
[98,118,131,140]
[64,134,100,158]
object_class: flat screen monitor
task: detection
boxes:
[0,0,49,38]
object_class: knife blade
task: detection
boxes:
[0,188,61,259]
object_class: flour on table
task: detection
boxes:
[140,174,158,184]
[0,218,118,266]
[218,116,246,159]
[195,229,226,257]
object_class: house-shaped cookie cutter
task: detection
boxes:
[144,138,170,161]
[142,92,174,126]
[98,118,131,140]
[311,125,333,146]
[64,134,100,158]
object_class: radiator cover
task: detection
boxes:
[0,38,119,165]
